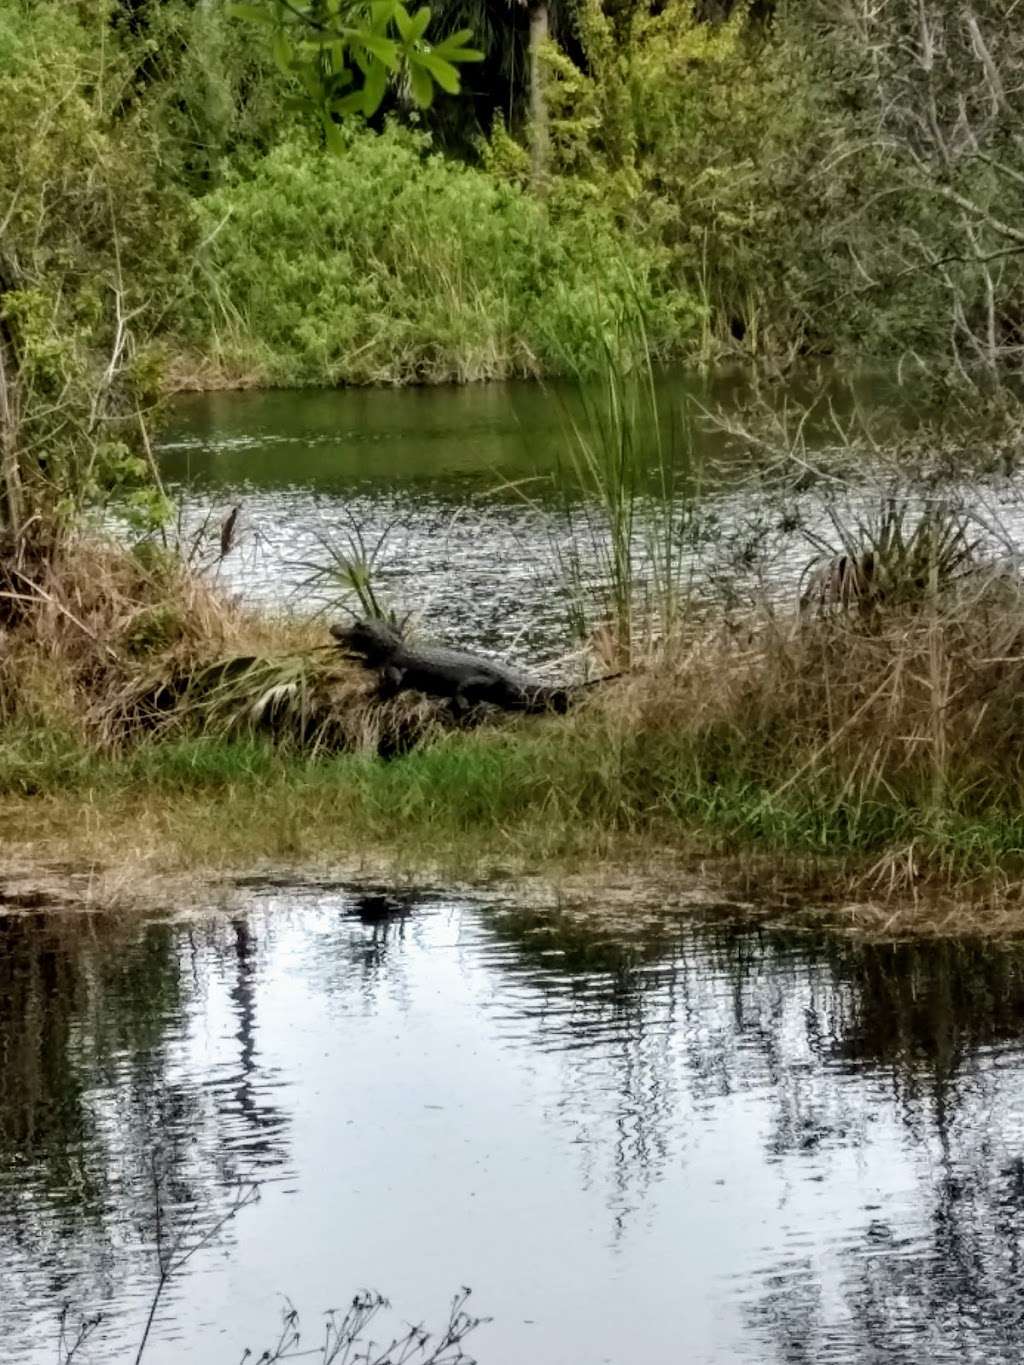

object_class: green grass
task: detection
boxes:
[6,719,1024,896]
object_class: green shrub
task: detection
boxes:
[185,125,699,385]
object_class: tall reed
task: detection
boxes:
[548,320,702,667]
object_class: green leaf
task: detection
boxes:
[432,30,484,63]
[297,63,323,99]
[271,30,293,75]
[361,59,388,115]
[409,62,434,108]
[370,2,397,31]
[360,33,399,65]
[331,90,368,116]
[325,66,354,94]
[412,51,460,94]
[227,2,275,25]
[321,113,346,156]
[408,6,432,42]
[395,4,431,43]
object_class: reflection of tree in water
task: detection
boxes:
[479,907,690,1235]
[17,881,1018,1363]
[481,902,1024,1353]
[736,935,1024,1364]
[225,915,291,1166]
[0,907,291,1355]
[480,908,878,1232]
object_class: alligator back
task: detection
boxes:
[331,619,566,711]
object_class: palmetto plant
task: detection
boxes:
[291,518,405,626]
[799,497,982,619]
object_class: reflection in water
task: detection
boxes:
[745,938,1024,1365]
[2,892,1024,1362]
[0,911,292,1361]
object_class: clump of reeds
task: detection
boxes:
[547,320,702,669]
[565,496,1024,890]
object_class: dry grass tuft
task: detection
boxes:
[582,558,1024,873]
[0,534,452,756]
[8,524,1024,915]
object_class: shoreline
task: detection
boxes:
[4,799,1022,943]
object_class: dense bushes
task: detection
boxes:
[0,7,190,537]
[526,0,1024,371]
[184,127,697,385]
[4,0,1024,392]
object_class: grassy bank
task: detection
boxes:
[6,525,1024,928]
[7,714,1024,894]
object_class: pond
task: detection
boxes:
[158,372,931,662]
[46,376,1019,1361]
[4,885,1024,1364]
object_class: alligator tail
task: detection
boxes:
[578,671,627,690]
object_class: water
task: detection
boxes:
[55,376,1024,1360]
[5,885,1024,1364]
[157,373,931,662]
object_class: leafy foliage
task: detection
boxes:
[0,29,189,539]
[228,0,483,149]
[184,126,697,385]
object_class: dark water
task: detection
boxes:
[5,886,1024,1364]
[157,373,926,661]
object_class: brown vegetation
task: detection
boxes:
[6,514,1024,930]
[0,535,450,757]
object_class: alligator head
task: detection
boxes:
[330,617,403,665]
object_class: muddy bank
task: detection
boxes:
[4,841,1022,944]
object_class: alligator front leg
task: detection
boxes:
[451,673,500,719]
[377,664,406,700]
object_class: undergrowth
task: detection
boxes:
[184,128,696,387]
[6,526,1024,906]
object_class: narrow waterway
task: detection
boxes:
[4,885,1024,1364]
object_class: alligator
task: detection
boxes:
[330,617,617,714]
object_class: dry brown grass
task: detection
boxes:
[162,349,274,393]
[591,562,1024,820]
[5,531,1024,934]
[0,534,452,756]
[9,528,1024,823]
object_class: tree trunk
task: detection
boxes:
[0,331,22,543]
[528,1,549,189]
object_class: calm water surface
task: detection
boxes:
[4,886,1024,1363]
[59,378,1024,1361]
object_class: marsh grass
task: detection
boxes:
[7,465,1024,905]
[545,327,703,666]
[8,553,1024,902]
[0,532,451,764]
